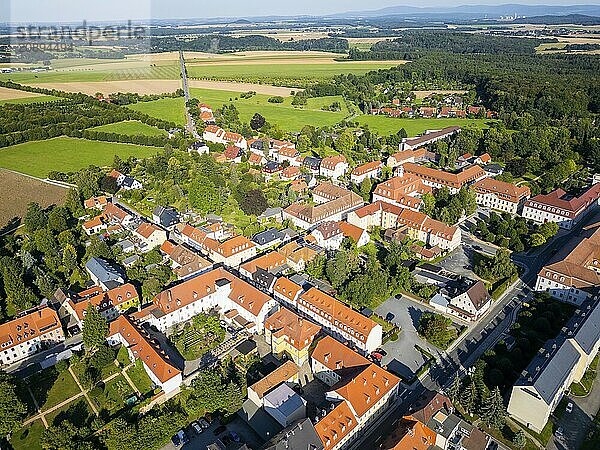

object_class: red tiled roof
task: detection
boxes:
[71,283,138,320]
[351,161,382,177]
[273,277,303,302]
[0,307,62,352]
[472,178,530,204]
[315,401,357,450]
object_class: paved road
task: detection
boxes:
[179,50,200,140]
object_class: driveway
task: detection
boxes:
[375,295,443,381]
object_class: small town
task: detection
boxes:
[0,2,600,450]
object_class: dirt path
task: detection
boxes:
[69,366,99,416]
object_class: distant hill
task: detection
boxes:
[510,13,600,24]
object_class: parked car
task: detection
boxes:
[370,351,383,362]
[385,312,395,322]
[191,422,203,434]
[219,320,227,328]
[229,431,241,443]
[375,348,387,356]
[566,402,574,413]
[213,425,227,436]
[556,427,564,438]
[199,418,210,429]
[171,434,181,447]
[171,430,187,447]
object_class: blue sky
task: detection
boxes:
[5,0,600,23]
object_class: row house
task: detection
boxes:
[347,201,405,231]
[350,161,382,185]
[239,251,288,280]
[400,162,487,194]
[438,107,466,118]
[386,148,428,169]
[399,126,461,151]
[310,222,345,251]
[137,267,278,334]
[522,184,600,230]
[320,155,349,180]
[277,146,302,166]
[63,283,139,329]
[0,307,65,366]
[535,225,600,305]
[264,307,321,366]
[396,209,461,252]
[312,336,400,450]
[202,125,248,149]
[107,315,182,394]
[471,177,531,214]
[372,175,431,211]
[160,241,212,280]
[338,221,370,248]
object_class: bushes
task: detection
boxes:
[268,96,284,103]
[418,312,458,349]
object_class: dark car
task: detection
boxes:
[213,425,227,436]
[473,245,482,251]
[229,431,241,443]
[385,312,395,322]
[171,434,181,447]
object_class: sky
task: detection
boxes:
[4,0,600,23]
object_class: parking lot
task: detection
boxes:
[375,295,444,381]
[162,414,262,450]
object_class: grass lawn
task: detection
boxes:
[90,374,135,414]
[10,419,44,450]
[0,137,161,178]
[89,120,167,137]
[27,367,81,411]
[126,360,154,395]
[170,314,225,360]
[45,398,93,427]
[356,115,493,137]
[128,88,350,131]
[570,354,599,396]
[0,95,61,105]
[127,97,187,126]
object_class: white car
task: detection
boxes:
[192,422,203,434]
[199,418,210,429]
[566,402,574,413]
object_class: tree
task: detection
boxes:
[529,233,546,247]
[421,193,436,217]
[447,374,462,403]
[62,244,78,273]
[240,189,268,216]
[335,129,356,160]
[0,371,27,436]
[359,177,372,200]
[24,202,47,233]
[250,113,266,130]
[47,206,70,233]
[82,304,108,352]
[538,222,559,240]
[479,386,506,429]
[188,179,221,213]
[460,381,477,413]
[512,430,527,448]
[418,312,456,349]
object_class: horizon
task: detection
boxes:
[4,0,600,24]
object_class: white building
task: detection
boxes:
[320,155,349,180]
[471,178,531,214]
[350,161,382,185]
[310,222,344,251]
[133,223,168,252]
[0,307,65,366]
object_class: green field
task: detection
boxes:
[357,115,494,136]
[0,95,61,105]
[127,97,187,126]
[10,420,44,450]
[0,137,161,177]
[128,88,351,131]
[89,120,167,137]
[186,61,405,83]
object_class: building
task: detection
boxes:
[249,152,267,166]
[277,147,301,166]
[261,418,324,450]
[401,162,487,194]
[396,209,461,252]
[252,228,285,250]
[84,196,108,210]
[379,417,437,450]
[160,241,212,280]
[312,337,400,450]
[107,315,182,394]
[302,157,322,174]
[0,307,65,366]
[399,126,461,151]
[535,225,600,305]
[63,283,139,329]
[471,178,531,214]
[337,221,369,248]
[278,242,320,272]
[429,280,491,322]
[263,383,307,428]
[265,307,322,366]
[311,222,344,251]
[522,184,600,230]
[350,161,382,185]
[85,257,124,290]
[133,223,168,252]
[224,145,243,163]
[82,215,107,235]
[240,251,287,279]
[188,141,210,155]
[281,166,301,181]
[152,206,180,230]
[257,208,284,224]
[139,267,278,334]
[284,183,364,230]
[372,175,431,210]
[347,201,404,231]
[298,288,382,353]
[248,360,301,407]
[102,202,135,227]
[386,148,428,168]
[320,155,349,180]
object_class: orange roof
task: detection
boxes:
[248,153,264,164]
[70,283,139,320]
[83,215,104,230]
[224,145,241,160]
[178,223,208,244]
[321,154,347,171]
[249,360,300,398]
[224,131,244,143]
[265,307,321,350]
[103,202,130,223]
[351,161,382,176]
[109,169,123,179]
[299,289,378,343]
[338,221,366,243]
[374,175,431,203]
[282,166,300,179]
[152,267,273,318]
[312,336,371,370]
[351,201,404,219]
[478,152,492,163]
[212,235,255,258]
[204,124,221,134]
[160,240,176,255]
[109,315,180,383]
[380,417,437,450]
[525,184,600,217]
[240,251,286,275]
[135,222,162,239]
[0,307,62,352]
[315,401,357,450]
[84,196,108,209]
[290,179,308,192]
[471,177,530,203]
[273,277,303,302]
[403,162,485,190]
[279,147,299,158]
[389,148,427,164]
[199,111,214,121]
[397,209,458,240]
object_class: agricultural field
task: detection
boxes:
[0,86,60,104]
[357,115,493,136]
[0,137,161,178]
[129,87,352,131]
[0,169,67,228]
[89,120,167,137]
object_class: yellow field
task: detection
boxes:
[0,87,42,100]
